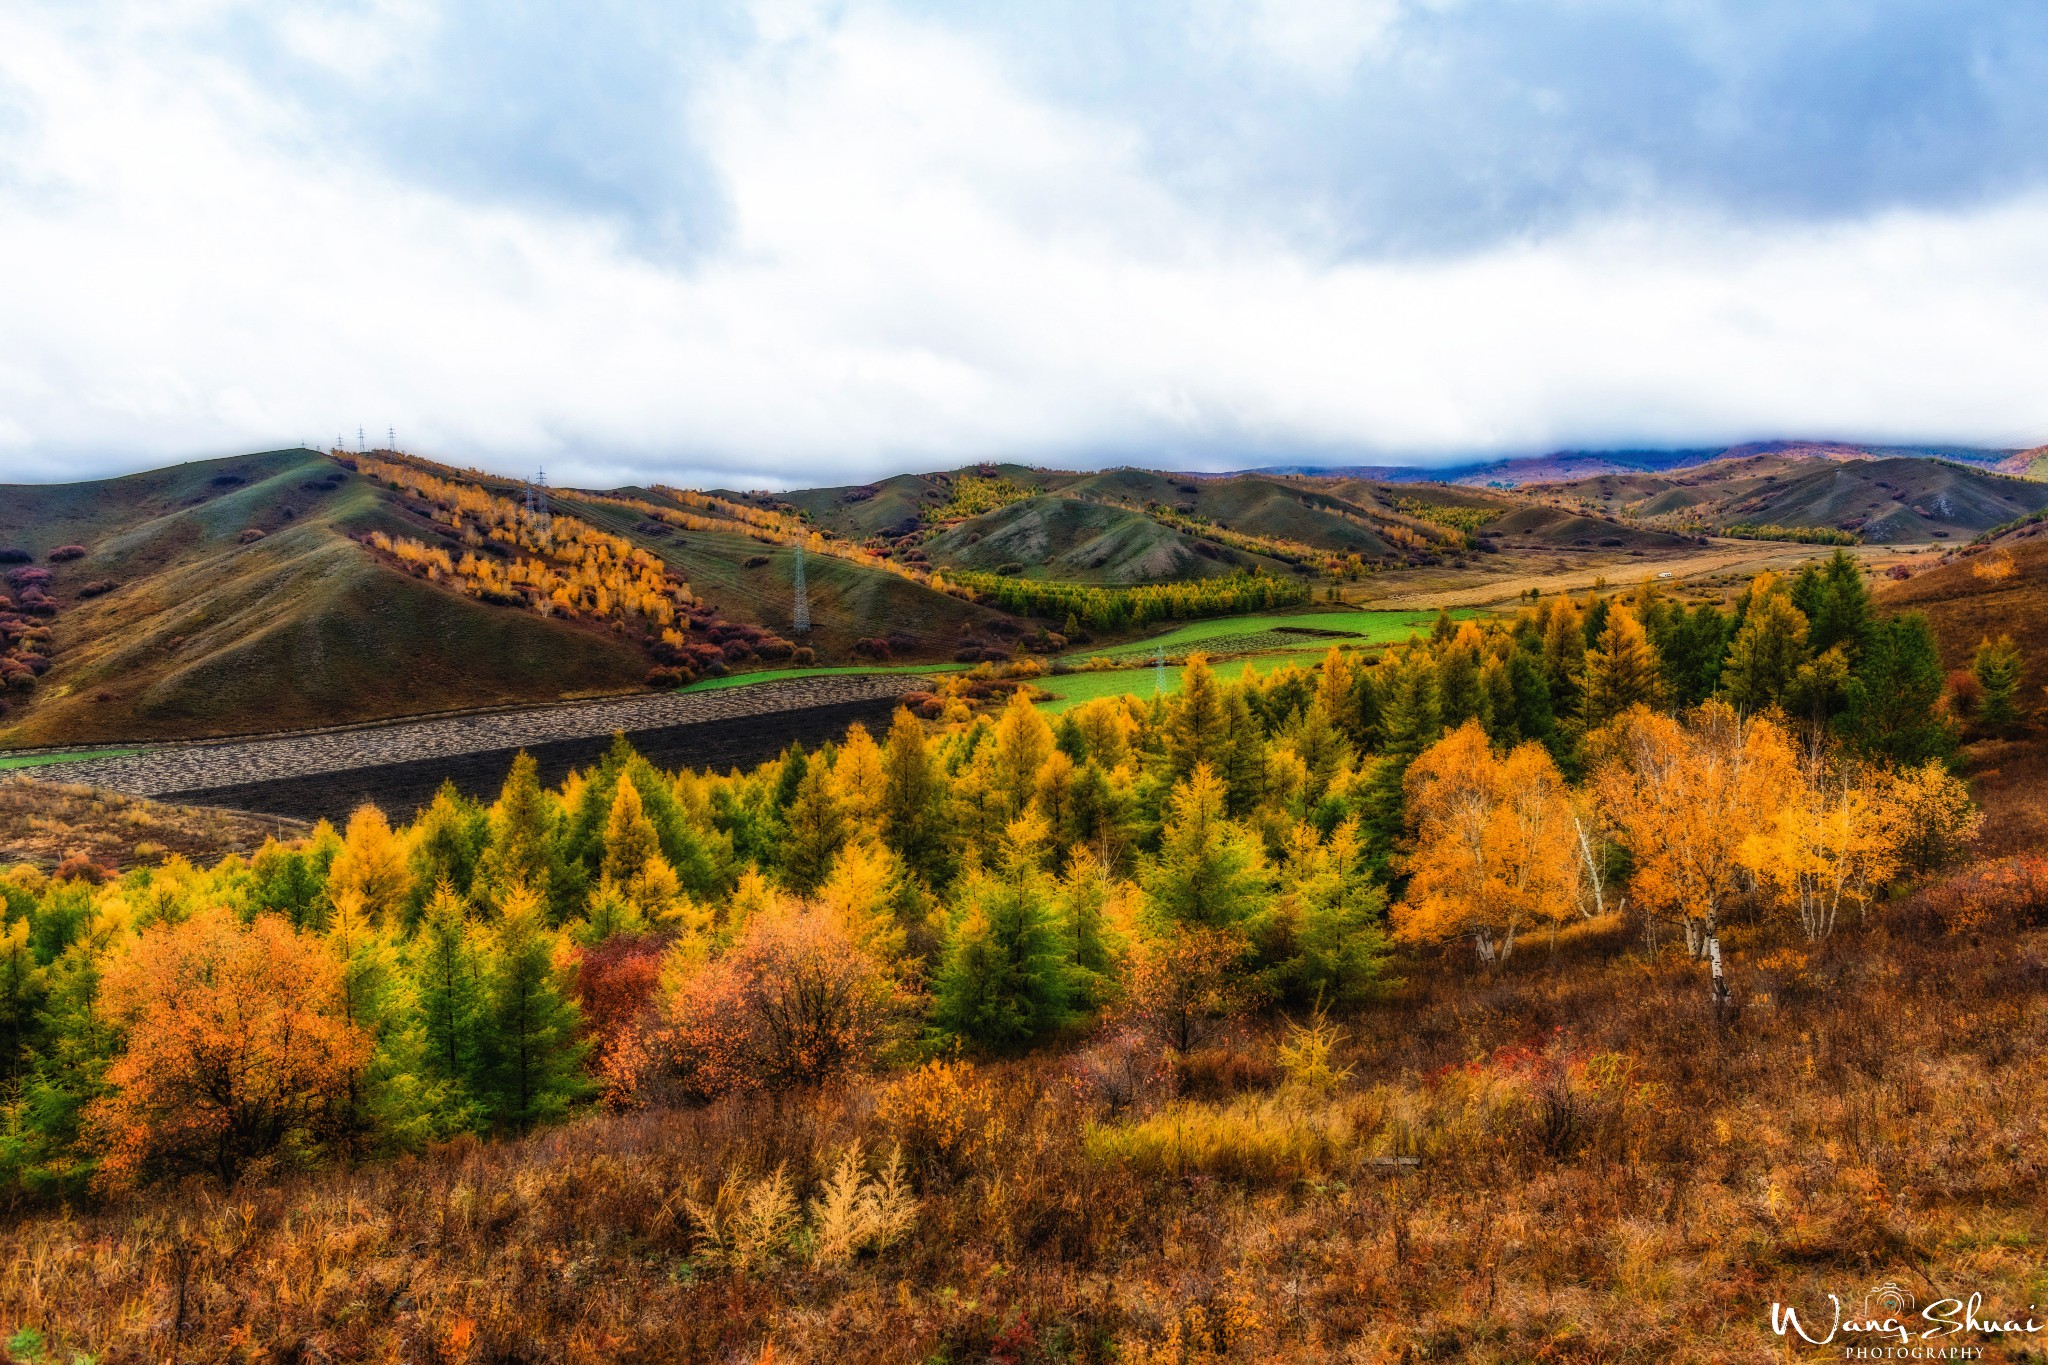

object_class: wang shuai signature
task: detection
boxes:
[1771,1283,2043,1354]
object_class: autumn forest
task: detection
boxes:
[1,542,2043,1360]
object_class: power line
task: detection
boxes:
[792,541,810,635]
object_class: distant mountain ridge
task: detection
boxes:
[1252,440,2041,488]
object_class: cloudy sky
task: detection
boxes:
[4,0,2048,489]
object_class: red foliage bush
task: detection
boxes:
[660,909,903,1099]
[1915,852,2048,932]
[46,545,86,562]
[574,933,668,1083]
[53,853,111,885]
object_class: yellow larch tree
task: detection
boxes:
[1590,701,1796,998]
[1394,721,1583,964]
[328,805,412,927]
[1739,751,1898,942]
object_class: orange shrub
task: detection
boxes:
[88,908,371,1189]
[1914,851,2048,932]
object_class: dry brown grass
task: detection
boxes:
[0,884,2041,1362]
[0,777,304,872]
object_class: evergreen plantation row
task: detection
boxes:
[0,554,2001,1200]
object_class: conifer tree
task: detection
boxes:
[1507,647,1557,750]
[407,881,484,1119]
[1972,633,2023,735]
[474,887,589,1131]
[1162,653,1229,783]
[1540,600,1587,717]
[990,689,1055,816]
[1366,648,1442,842]
[781,757,849,895]
[472,752,563,913]
[1808,550,1875,657]
[250,838,330,930]
[1581,604,1663,726]
[1436,623,1486,728]
[1721,574,1809,712]
[1654,602,1730,707]
[932,816,1080,1050]
[1215,690,1271,816]
[1845,613,1952,763]
[817,840,912,964]
[1264,818,1391,1004]
[1053,851,1122,1007]
[404,782,489,925]
[600,777,662,886]
[327,805,411,926]
[12,933,119,1197]
[880,707,945,868]
[0,919,45,1089]
[1142,764,1271,929]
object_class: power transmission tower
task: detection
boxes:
[357,426,364,453]
[524,469,552,533]
[388,425,395,451]
[792,542,810,635]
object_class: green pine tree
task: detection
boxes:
[474,888,590,1131]
[408,881,485,1121]
[472,751,567,914]
[404,781,490,928]
[781,757,849,895]
[1366,648,1442,843]
[1580,604,1663,727]
[1844,612,1952,763]
[933,820,1081,1050]
[1972,633,2023,735]
[1809,550,1875,657]
[1162,654,1230,784]
[1722,578,1809,712]
[1142,765,1271,929]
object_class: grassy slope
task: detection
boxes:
[1879,530,2048,677]
[1541,454,2048,543]
[923,496,1271,583]
[1,452,649,746]
[560,495,1015,657]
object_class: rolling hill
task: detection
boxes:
[1880,520,2048,682]
[1533,454,2048,543]
[776,464,1482,583]
[0,450,1019,747]
[0,450,651,746]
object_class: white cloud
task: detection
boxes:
[1,1,2046,490]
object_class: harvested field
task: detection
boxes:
[33,674,926,804]
[176,696,909,823]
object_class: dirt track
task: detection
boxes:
[47,675,927,822]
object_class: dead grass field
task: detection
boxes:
[0,777,304,872]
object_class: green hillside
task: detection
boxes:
[554,492,1015,656]
[923,496,1274,582]
[1537,454,2048,543]
[0,451,649,746]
